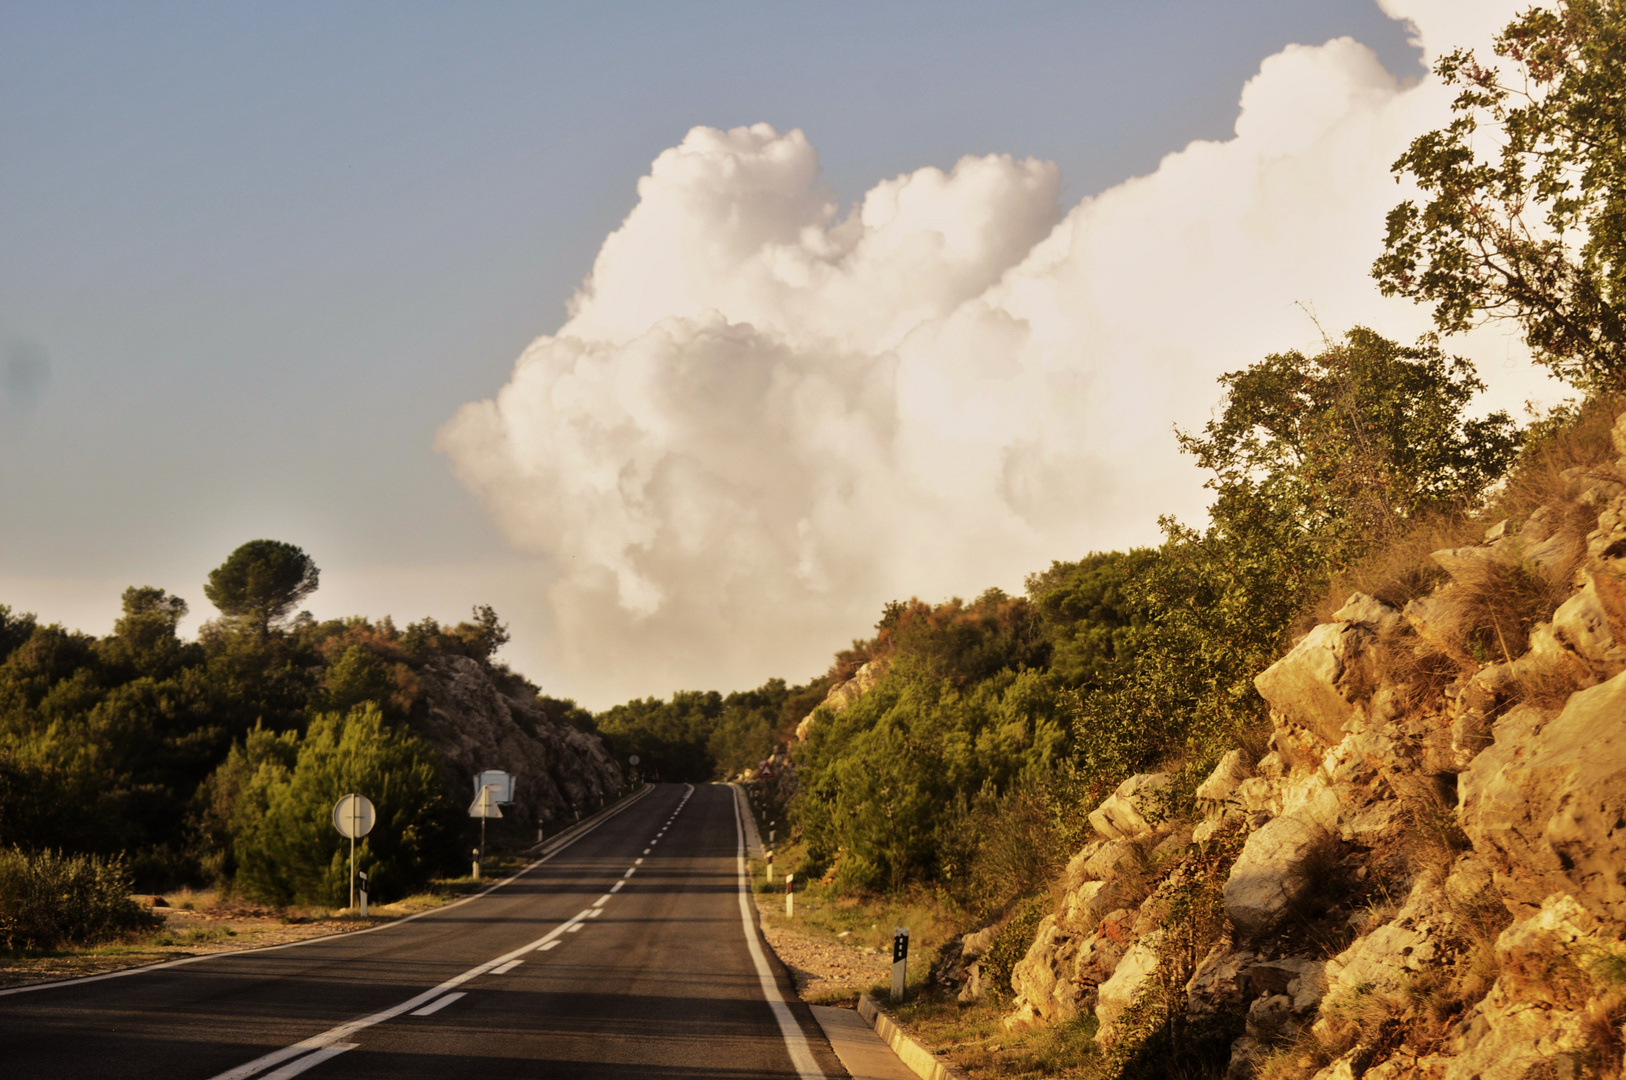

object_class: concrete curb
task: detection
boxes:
[858,994,969,1080]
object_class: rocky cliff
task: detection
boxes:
[942,413,1626,1079]
[412,655,624,834]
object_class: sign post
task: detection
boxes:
[331,794,376,912]
[891,927,910,1001]
[785,872,794,918]
[467,783,503,879]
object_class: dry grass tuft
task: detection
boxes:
[1492,391,1626,521]
[1308,512,1480,628]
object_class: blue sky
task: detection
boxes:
[2,2,1452,702]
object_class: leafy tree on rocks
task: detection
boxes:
[1177,327,1521,566]
[1074,329,1521,781]
[204,540,320,634]
[1374,0,1626,386]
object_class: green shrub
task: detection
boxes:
[0,847,158,950]
[226,704,455,906]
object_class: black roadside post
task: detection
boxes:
[891,927,910,1001]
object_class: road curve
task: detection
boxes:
[0,783,844,1079]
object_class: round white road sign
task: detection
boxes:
[628,755,641,766]
[332,793,376,839]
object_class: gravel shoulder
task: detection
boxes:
[754,890,892,1003]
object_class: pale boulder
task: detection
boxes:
[1431,546,1508,583]
[1334,592,1403,635]
[1549,573,1625,674]
[1094,931,1162,1042]
[1324,879,1449,999]
[1088,773,1170,840]
[1224,814,1333,937]
[1196,749,1253,803]
[1459,668,1626,925]
[1254,622,1377,746]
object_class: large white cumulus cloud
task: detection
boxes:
[440,0,1556,704]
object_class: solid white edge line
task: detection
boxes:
[409,992,467,1017]
[730,783,824,1080]
[260,1043,357,1080]
[0,784,657,1000]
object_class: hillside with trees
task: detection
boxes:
[0,540,622,928]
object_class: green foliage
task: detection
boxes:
[0,847,158,950]
[398,605,511,663]
[1074,330,1522,784]
[225,705,455,906]
[794,591,1072,891]
[204,539,320,632]
[1178,327,1521,558]
[596,677,828,782]
[1026,551,1156,689]
[1374,0,1626,386]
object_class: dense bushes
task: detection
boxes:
[205,705,457,906]
[0,847,157,950]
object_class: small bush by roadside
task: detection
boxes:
[0,847,158,950]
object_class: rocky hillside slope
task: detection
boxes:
[413,655,623,833]
[941,415,1626,1078]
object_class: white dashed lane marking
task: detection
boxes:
[411,993,466,1018]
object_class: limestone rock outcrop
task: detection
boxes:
[414,655,623,832]
[1459,667,1626,925]
[794,660,882,742]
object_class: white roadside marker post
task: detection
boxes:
[358,871,368,918]
[891,927,910,1002]
[765,849,774,884]
[785,872,794,918]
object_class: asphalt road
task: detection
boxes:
[0,783,844,1080]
